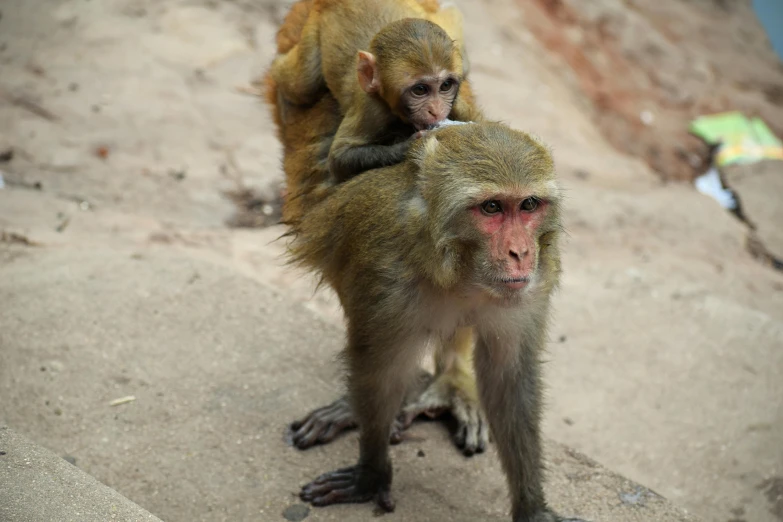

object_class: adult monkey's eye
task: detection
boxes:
[481,200,502,215]
[440,80,455,92]
[520,197,539,212]
[411,84,429,96]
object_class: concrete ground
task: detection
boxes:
[0,427,162,522]
[0,248,694,522]
[0,0,781,521]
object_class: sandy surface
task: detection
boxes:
[1,1,782,521]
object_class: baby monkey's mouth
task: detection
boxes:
[412,122,436,132]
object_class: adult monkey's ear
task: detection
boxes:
[357,51,380,94]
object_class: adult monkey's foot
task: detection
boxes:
[287,370,434,448]
[399,365,489,456]
[300,465,394,512]
[288,397,407,448]
[288,368,488,454]
[515,509,589,522]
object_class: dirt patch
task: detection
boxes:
[0,231,38,246]
[518,0,783,181]
[758,477,783,521]
[224,187,284,228]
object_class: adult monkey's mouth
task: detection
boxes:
[501,276,531,290]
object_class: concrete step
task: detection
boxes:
[0,246,698,522]
[0,427,162,522]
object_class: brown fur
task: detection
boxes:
[275,0,313,54]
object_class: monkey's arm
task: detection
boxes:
[328,108,414,182]
[329,140,413,183]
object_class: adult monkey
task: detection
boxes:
[264,0,489,457]
[266,5,577,520]
[286,117,568,520]
[270,0,483,182]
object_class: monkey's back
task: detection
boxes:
[288,161,418,293]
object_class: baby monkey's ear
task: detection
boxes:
[356,51,380,94]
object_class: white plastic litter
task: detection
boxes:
[694,166,737,210]
[434,119,473,128]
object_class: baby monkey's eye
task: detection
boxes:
[481,200,502,215]
[520,197,539,212]
[411,84,429,96]
[440,80,455,92]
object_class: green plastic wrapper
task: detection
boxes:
[689,111,783,166]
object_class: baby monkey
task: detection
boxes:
[270,0,482,182]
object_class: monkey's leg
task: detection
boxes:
[300,335,420,512]
[473,322,560,522]
[399,326,489,456]
[269,18,324,106]
[289,370,431,449]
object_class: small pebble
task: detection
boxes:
[619,488,647,506]
[282,503,310,521]
[417,449,425,457]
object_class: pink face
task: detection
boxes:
[471,196,547,290]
